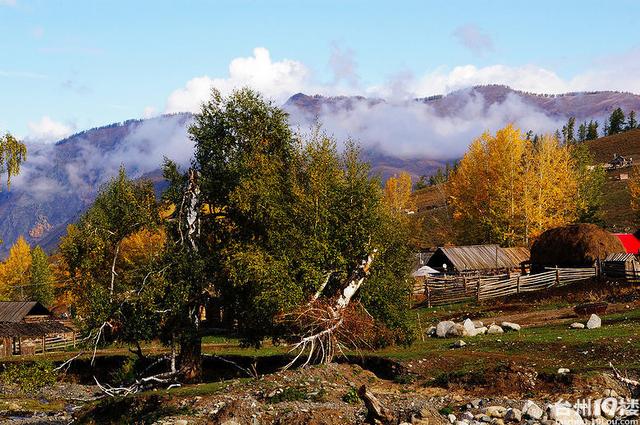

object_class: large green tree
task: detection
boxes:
[162,89,413,378]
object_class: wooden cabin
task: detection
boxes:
[426,244,530,275]
[0,302,74,356]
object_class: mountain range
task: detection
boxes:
[4,85,640,257]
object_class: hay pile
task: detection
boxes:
[530,223,624,268]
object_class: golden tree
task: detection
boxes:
[383,171,415,213]
[448,125,578,246]
[0,236,32,300]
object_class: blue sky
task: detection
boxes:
[2,0,640,142]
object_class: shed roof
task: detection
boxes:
[429,245,530,272]
[502,247,531,266]
[604,252,637,262]
[0,302,52,323]
[0,321,70,338]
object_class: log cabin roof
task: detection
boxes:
[0,321,70,337]
[0,302,52,323]
[427,245,530,272]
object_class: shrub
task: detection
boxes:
[1,360,58,393]
[342,387,360,404]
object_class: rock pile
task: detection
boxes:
[440,394,637,425]
[429,319,521,338]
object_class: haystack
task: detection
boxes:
[530,223,624,269]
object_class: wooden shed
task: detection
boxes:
[0,302,74,356]
[426,244,530,275]
[603,252,640,279]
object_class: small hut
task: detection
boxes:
[603,252,640,278]
[530,224,624,270]
[0,302,74,356]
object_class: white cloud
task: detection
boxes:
[26,116,74,143]
[165,47,314,113]
[0,0,16,6]
[143,106,157,118]
[452,24,494,55]
[286,91,563,160]
[409,64,570,96]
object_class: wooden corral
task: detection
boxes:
[0,302,75,357]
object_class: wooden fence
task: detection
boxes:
[417,267,597,307]
[33,333,76,355]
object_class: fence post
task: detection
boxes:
[516,275,520,294]
[555,266,560,286]
[476,279,481,302]
[41,336,45,355]
[463,276,467,295]
[427,285,431,308]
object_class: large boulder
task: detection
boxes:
[587,314,602,329]
[436,321,456,338]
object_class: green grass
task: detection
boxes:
[371,307,640,374]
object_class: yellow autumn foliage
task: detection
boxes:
[0,236,32,300]
[384,171,415,213]
[448,124,578,246]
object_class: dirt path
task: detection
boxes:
[479,300,640,327]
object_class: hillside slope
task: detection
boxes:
[3,86,640,256]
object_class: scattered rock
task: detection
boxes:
[487,325,504,334]
[476,414,492,422]
[485,406,507,418]
[491,419,505,425]
[449,413,458,423]
[447,323,469,337]
[522,400,544,420]
[475,327,488,335]
[474,320,484,328]
[462,412,475,421]
[455,421,469,425]
[501,322,521,331]
[570,323,585,329]
[558,368,571,374]
[437,321,456,338]
[470,399,483,409]
[547,403,585,425]
[452,340,467,348]
[505,408,522,422]
[463,318,477,336]
[587,314,601,329]
[426,326,437,337]
[175,420,189,425]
